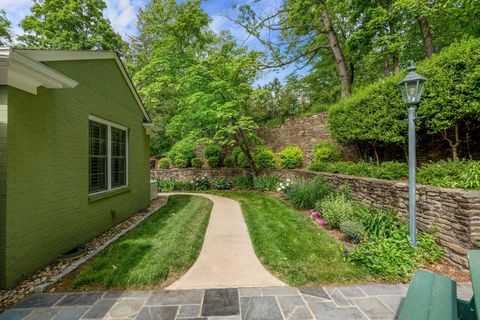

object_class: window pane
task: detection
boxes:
[111,127,127,188]
[89,121,107,193]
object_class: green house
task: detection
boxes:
[0,48,154,288]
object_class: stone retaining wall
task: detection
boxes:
[257,113,356,163]
[151,168,480,271]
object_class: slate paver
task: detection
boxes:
[358,284,407,296]
[352,297,396,320]
[136,306,178,320]
[338,286,368,298]
[52,307,89,320]
[82,299,117,319]
[298,288,330,301]
[176,304,201,318]
[276,296,312,320]
[377,295,404,315]
[240,296,283,320]
[13,294,65,309]
[201,289,239,317]
[308,301,367,320]
[0,309,32,320]
[277,296,313,320]
[108,298,145,318]
[24,308,60,320]
[147,290,203,306]
[56,293,103,307]
[261,287,298,297]
[103,291,152,299]
[238,288,262,297]
[327,288,352,307]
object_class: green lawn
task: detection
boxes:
[210,191,371,286]
[70,195,212,289]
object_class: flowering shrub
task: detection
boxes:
[192,176,209,190]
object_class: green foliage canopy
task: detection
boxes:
[19,0,124,50]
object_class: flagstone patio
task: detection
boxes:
[0,283,473,320]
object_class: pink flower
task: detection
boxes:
[315,219,327,226]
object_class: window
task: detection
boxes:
[89,116,128,194]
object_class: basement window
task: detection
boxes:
[89,116,128,195]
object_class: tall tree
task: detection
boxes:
[19,0,124,50]
[236,0,353,98]
[128,0,213,156]
[0,10,11,46]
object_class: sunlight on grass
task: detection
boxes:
[71,195,212,289]
[210,191,371,286]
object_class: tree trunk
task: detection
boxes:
[418,16,434,58]
[387,1,400,74]
[372,144,380,166]
[441,125,461,161]
[378,0,391,77]
[236,129,258,176]
[319,8,351,98]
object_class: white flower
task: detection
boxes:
[277,188,281,192]
[286,178,291,182]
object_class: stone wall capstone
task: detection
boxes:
[151,168,480,271]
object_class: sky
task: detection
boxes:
[0,0,301,86]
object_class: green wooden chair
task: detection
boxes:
[399,250,479,320]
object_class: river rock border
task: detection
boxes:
[151,168,480,271]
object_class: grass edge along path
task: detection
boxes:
[64,195,212,290]
[210,191,371,287]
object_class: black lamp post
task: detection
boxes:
[398,63,427,247]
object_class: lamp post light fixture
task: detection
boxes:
[398,63,427,247]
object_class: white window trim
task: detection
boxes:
[88,115,129,196]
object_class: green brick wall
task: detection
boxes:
[0,86,7,287]
[2,59,150,288]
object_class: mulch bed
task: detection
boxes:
[0,197,167,311]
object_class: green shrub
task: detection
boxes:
[257,148,277,169]
[191,157,203,169]
[315,193,354,228]
[309,161,408,180]
[313,141,341,163]
[353,205,402,238]
[157,178,193,192]
[158,158,170,169]
[224,156,235,168]
[284,176,332,209]
[174,159,187,168]
[377,161,408,180]
[279,145,304,169]
[204,145,222,159]
[207,156,220,168]
[418,160,480,190]
[254,174,280,191]
[340,220,364,243]
[236,151,250,168]
[192,176,209,190]
[232,175,254,189]
[212,178,233,190]
[347,227,443,281]
[169,139,195,164]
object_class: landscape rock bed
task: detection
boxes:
[0,196,168,311]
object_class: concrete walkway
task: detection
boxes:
[165,193,286,290]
